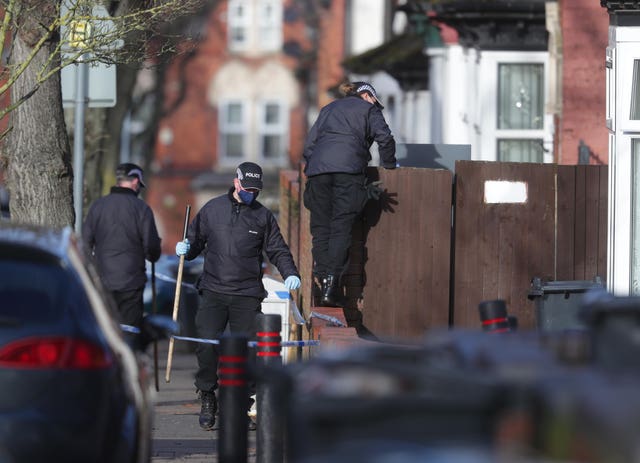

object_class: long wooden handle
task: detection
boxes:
[165,204,191,383]
[165,255,185,382]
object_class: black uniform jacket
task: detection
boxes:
[83,187,162,291]
[303,95,396,176]
[184,188,300,299]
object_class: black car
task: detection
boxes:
[0,223,177,463]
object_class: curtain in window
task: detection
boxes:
[498,139,543,163]
[498,63,543,130]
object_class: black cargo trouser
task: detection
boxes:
[303,172,368,278]
[112,287,144,329]
[194,289,262,393]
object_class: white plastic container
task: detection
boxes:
[261,276,301,363]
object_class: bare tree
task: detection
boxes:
[86,0,214,209]
[0,0,206,227]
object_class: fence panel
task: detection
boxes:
[359,167,453,338]
[453,161,556,329]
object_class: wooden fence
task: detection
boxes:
[278,161,608,340]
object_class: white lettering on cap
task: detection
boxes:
[245,172,261,178]
[356,84,377,99]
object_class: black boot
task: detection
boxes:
[320,274,342,307]
[199,390,217,430]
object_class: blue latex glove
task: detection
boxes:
[284,275,301,290]
[175,239,190,256]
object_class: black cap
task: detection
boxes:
[236,162,263,190]
[353,81,384,109]
[116,162,146,188]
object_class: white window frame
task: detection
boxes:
[606,46,615,132]
[616,41,640,132]
[257,0,283,53]
[219,99,249,166]
[609,32,640,295]
[228,0,282,54]
[257,99,288,166]
[478,51,553,163]
[228,0,252,52]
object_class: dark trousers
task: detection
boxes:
[303,173,368,277]
[194,290,262,393]
[112,288,144,329]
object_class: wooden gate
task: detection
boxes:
[453,161,608,329]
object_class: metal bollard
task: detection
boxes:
[256,313,284,463]
[478,299,512,333]
[218,334,249,463]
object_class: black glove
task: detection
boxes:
[365,180,384,201]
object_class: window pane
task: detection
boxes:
[230,27,246,46]
[264,103,279,124]
[227,103,242,124]
[498,63,544,130]
[225,134,244,158]
[263,3,273,18]
[262,135,282,159]
[497,139,543,163]
[632,139,640,294]
[630,60,640,120]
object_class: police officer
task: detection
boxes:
[175,161,301,430]
[303,81,396,307]
[83,163,162,330]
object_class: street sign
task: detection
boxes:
[61,62,116,108]
[60,3,121,108]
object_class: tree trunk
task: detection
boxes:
[5,38,74,228]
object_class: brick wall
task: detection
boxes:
[559,0,609,164]
[316,0,347,107]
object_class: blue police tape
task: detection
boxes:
[147,270,197,290]
[121,324,141,334]
[120,324,320,347]
[172,335,320,347]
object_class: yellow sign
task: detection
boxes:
[69,20,91,49]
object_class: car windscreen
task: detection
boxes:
[0,259,71,326]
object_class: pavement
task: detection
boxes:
[150,340,257,462]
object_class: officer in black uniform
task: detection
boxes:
[175,161,301,430]
[303,81,396,307]
[83,163,162,330]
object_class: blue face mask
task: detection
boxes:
[238,189,258,205]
